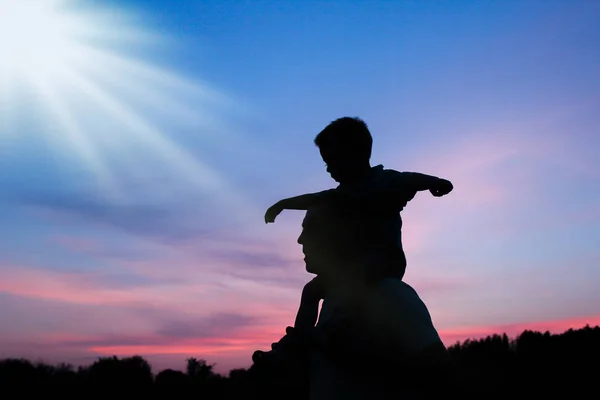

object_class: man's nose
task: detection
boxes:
[297,232,304,244]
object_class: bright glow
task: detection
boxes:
[0,0,254,218]
[0,0,75,76]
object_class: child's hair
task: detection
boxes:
[314,117,373,163]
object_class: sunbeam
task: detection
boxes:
[74,46,230,139]
[25,72,121,202]
[65,69,243,208]
[0,0,254,219]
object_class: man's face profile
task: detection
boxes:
[298,205,353,275]
[298,210,323,274]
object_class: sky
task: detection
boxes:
[1,0,599,375]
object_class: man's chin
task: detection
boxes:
[304,261,318,274]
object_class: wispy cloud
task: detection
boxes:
[15,192,216,244]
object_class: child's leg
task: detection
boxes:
[252,278,325,368]
[294,277,325,330]
[294,294,320,330]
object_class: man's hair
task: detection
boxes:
[314,117,373,162]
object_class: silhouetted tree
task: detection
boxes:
[155,368,189,386]
[86,355,153,388]
[0,358,37,385]
[186,357,214,381]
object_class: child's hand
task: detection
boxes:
[265,202,284,223]
[430,178,453,197]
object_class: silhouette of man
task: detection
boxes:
[254,196,451,399]
[299,198,451,399]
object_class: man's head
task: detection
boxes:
[297,194,397,278]
[297,201,345,275]
[314,117,373,183]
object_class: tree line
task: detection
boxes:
[1,324,598,398]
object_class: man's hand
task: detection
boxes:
[429,178,453,197]
[265,202,284,223]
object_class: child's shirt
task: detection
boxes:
[332,164,418,280]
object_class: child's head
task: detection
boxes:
[314,117,373,183]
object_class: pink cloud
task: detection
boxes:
[1,267,303,345]
[0,264,181,306]
[0,266,125,305]
[0,261,303,348]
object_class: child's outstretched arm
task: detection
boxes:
[264,190,334,223]
[400,172,453,197]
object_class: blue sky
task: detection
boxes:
[0,0,599,374]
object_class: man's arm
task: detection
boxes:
[265,190,334,223]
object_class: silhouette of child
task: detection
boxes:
[266,117,453,330]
